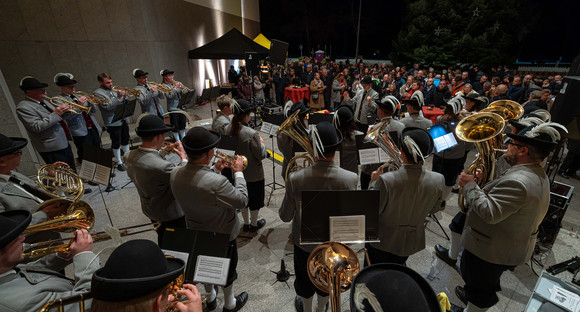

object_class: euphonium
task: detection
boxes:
[75,91,109,107]
[215,150,248,171]
[44,95,91,115]
[277,110,315,181]
[455,112,505,212]
[307,242,360,312]
[364,120,403,172]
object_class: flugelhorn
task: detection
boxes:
[75,91,109,107]
[44,95,91,115]
[215,150,248,171]
[175,81,192,92]
[149,81,174,93]
[113,86,141,97]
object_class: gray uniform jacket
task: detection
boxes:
[162,83,184,112]
[331,79,344,103]
[171,163,248,240]
[343,88,379,125]
[400,114,433,130]
[133,84,165,115]
[0,252,99,312]
[462,163,550,266]
[16,99,68,152]
[226,124,267,182]
[369,164,444,256]
[57,93,100,137]
[93,87,126,127]
[125,148,185,222]
[279,161,358,252]
[0,172,49,225]
[212,113,231,135]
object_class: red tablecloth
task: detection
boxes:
[423,107,444,124]
[284,87,310,103]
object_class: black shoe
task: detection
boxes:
[205,286,219,311]
[243,224,251,232]
[117,164,126,171]
[294,296,303,312]
[559,171,570,179]
[455,286,467,305]
[450,302,464,312]
[222,292,248,312]
[451,186,460,194]
[87,181,99,186]
[435,244,457,267]
[249,219,266,233]
[84,188,92,194]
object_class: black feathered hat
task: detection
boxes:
[182,127,221,153]
[0,134,28,157]
[0,210,32,249]
[135,114,174,137]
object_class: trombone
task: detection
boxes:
[44,95,91,115]
[75,91,109,107]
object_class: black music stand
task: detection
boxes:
[300,190,380,245]
[178,89,196,108]
[209,86,221,118]
[261,113,286,205]
[309,112,334,125]
[160,228,230,284]
[111,98,137,124]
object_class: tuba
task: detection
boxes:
[364,120,402,172]
[277,110,315,181]
[455,112,505,212]
[307,242,361,312]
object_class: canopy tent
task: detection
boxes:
[188,28,269,59]
[253,33,271,50]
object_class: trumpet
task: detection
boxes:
[113,86,141,97]
[75,91,109,107]
[215,150,248,171]
[44,95,91,115]
[175,81,192,92]
[149,81,174,93]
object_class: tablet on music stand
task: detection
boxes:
[427,123,458,153]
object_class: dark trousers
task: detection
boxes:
[72,128,101,163]
[449,211,467,234]
[360,172,371,190]
[154,216,186,245]
[247,179,265,210]
[561,139,580,175]
[225,239,239,287]
[365,243,409,266]
[460,249,515,308]
[106,123,130,149]
[169,112,187,131]
[294,245,328,298]
[39,145,77,172]
[355,122,369,134]
[432,155,464,186]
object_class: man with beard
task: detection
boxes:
[452,122,567,311]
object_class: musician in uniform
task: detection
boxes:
[212,95,234,135]
[0,210,99,311]
[160,69,190,142]
[400,93,432,130]
[132,69,165,117]
[332,105,361,174]
[16,77,76,171]
[54,73,101,164]
[453,122,565,311]
[342,75,379,133]
[91,239,202,312]
[94,73,130,171]
[360,97,405,190]
[279,121,357,312]
[125,115,187,244]
[171,127,249,312]
[367,128,444,265]
[226,100,267,233]
[277,102,309,181]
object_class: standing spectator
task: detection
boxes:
[253,76,265,102]
[228,65,239,85]
[273,67,286,105]
[433,80,451,107]
[342,75,379,133]
[236,74,253,100]
[331,74,346,110]
[309,72,326,110]
[321,68,334,111]
[423,78,436,105]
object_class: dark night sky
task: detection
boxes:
[259,0,580,63]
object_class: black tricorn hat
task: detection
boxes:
[401,127,434,161]
[19,76,48,91]
[0,133,28,157]
[350,263,440,311]
[506,122,567,152]
[311,121,343,155]
[92,240,185,302]
[0,210,32,249]
[360,75,373,84]
[54,73,77,86]
[182,127,221,153]
[133,68,148,78]
[135,114,174,137]
[232,99,255,115]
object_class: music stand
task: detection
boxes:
[261,113,286,205]
[160,228,230,284]
[300,190,380,245]
[309,112,334,125]
[111,98,137,124]
[178,89,196,108]
[209,86,221,118]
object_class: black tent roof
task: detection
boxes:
[188,28,269,60]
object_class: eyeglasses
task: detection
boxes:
[506,140,526,148]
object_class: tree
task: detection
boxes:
[390,0,539,70]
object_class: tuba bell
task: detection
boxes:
[277,110,315,181]
[364,120,402,172]
[455,112,505,212]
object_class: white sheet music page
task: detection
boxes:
[270,124,280,135]
[162,249,190,266]
[193,255,231,286]
[358,148,380,165]
[261,122,273,134]
[94,164,111,186]
[329,215,365,243]
[79,161,97,182]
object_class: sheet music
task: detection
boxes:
[193,255,231,286]
[162,249,190,266]
[94,164,111,185]
[358,148,380,165]
[79,161,97,182]
[378,149,391,163]
[261,122,273,134]
[329,215,366,243]
[270,125,280,135]
[549,285,580,312]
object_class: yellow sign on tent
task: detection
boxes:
[254,33,271,50]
